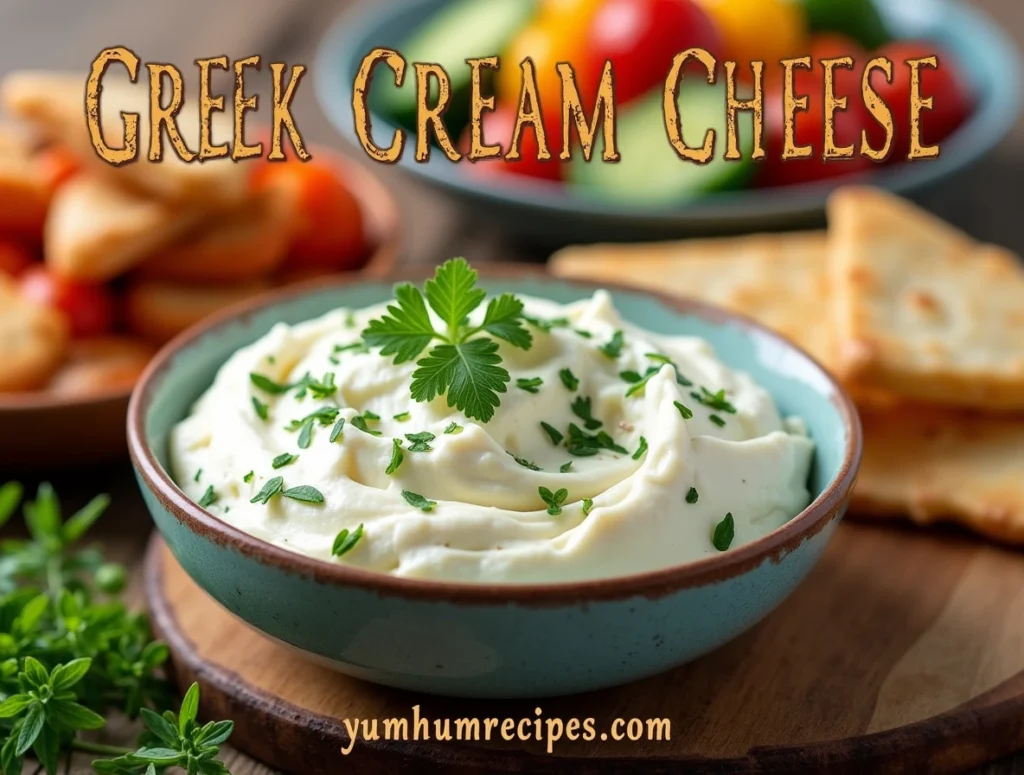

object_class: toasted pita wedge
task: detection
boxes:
[2,71,248,207]
[48,336,155,396]
[124,279,271,344]
[829,187,1024,411]
[552,232,834,366]
[0,123,50,239]
[0,276,68,392]
[45,175,199,281]
[853,405,1024,545]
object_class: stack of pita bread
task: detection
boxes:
[552,187,1024,545]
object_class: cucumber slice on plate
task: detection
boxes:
[570,82,755,206]
[374,0,537,135]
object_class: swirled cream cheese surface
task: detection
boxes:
[170,291,814,584]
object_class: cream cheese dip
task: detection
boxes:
[170,290,814,584]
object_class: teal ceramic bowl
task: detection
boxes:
[127,269,861,698]
[315,0,1021,243]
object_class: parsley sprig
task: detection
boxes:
[362,259,533,423]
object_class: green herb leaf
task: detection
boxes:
[282,485,324,504]
[516,376,543,394]
[411,339,509,423]
[251,477,284,505]
[538,487,569,516]
[620,370,644,383]
[351,415,382,436]
[645,352,692,386]
[598,330,624,358]
[712,513,735,551]
[272,453,298,469]
[193,469,202,482]
[632,436,648,460]
[693,387,737,414]
[565,423,627,457]
[61,494,110,544]
[479,293,532,349]
[559,368,579,391]
[251,396,269,421]
[361,282,437,363]
[509,453,542,471]
[393,411,411,422]
[243,470,254,483]
[623,365,660,398]
[329,418,346,443]
[559,461,573,473]
[540,422,564,445]
[332,524,364,557]
[250,373,290,394]
[582,498,594,516]
[385,439,405,475]
[571,396,603,430]
[402,490,437,512]
[443,422,463,435]
[197,486,218,509]
[709,414,726,427]
[405,431,435,452]
[674,401,693,420]
[425,257,487,333]
[574,329,593,339]
[686,487,699,504]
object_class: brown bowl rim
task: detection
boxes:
[127,263,862,605]
[0,145,401,414]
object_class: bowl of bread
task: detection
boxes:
[0,71,400,469]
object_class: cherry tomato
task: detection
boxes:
[696,0,805,77]
[254,159,367,272]
[581,0,721,106]
[759,34,873,188]
[0,241,34,277]
[19,266,114,338]
[461,106,563,183]
[868,41,972,163]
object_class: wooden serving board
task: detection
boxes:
[145,521,1024,775]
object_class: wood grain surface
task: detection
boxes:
[144,523,1024,774]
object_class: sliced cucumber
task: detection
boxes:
[373,0,537,135]
[570,82,755,205]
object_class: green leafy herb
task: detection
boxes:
[293,371,337,400]
[559,368,579,391]
[523,315,569,333]
[249,372,290,394]
[623,365,660,398]
[251,476,284,505]
[332,524,364,557]
[574,329,593,339]
[582,498,594,516]
[540,422,564,445]
[692,387,737,414]
[334,341,368,354]
[598,330,624,358]
[516,376,543,394]
[402,490,437,512]
[243,470,254,483]
[632,436,648,460]
[405,431,435,452]
[559,461,573,473]
[193,469,202,483]
[251,396,269,420]
[272,452,299,469]
[686,487,699,504]
[197,486,218,509]
[287,406,340,450]
[385,439,405,475]
[709,414,726,428]
[620,370,644,383]
[565,423,627,457]
[363,410,381,421]
[283,485,325,504]
[344,311,356,328]
[674,401,693,420]
[329,418,346,443]
[712,513,735,551]
[443,422,463,435]
[571,396,603,430]
[362,259,533,422]
[538,487,568,516]
[351,414,382,436]
[645,353,693,386]
[509,453,542,471]
[393,411,411,422]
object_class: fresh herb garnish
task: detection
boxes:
[516,376,543,394]
[539,487,568,516]
[674,401,693,420]
[243,470,254,483]
[709,414,726,428]
[598,330,624,358]
[329,418,346,442]
[443,422,463,435]
[623,365,660,397]
[393,411,411,422]
[571,396,603,430]
[632,436,648,460]
[582,497,594,516]
[287,406,340,449]
[712,513,735,551]
[686,487,699,504]
[559,461,573,473]
[565,423,627,456]
[344,311,356,328]
[693,387,737,414]
[523,315,570,333]
[197,485,218,508]
[646,353,693,386]
[574,329,593,339]
[540,422,564,445]
[385,439,405,475]
[334,341,368,354]
[402,490,437,512]
[405,431,435,452]
[509,453,542,471]
[293,371,337,400]
[282,485,325,504]
[193,469,202,482]
[351,414,382,436]
[362,259,533,423]
[559,368,579,391]
[332,524,363,557]
[250,372,290,394]
[363,410,381,421]
[272,452,299,469]
[251,476,284,504]
[620,370,644,383]
[252,396,269,420]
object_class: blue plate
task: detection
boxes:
[315,0,1020,243]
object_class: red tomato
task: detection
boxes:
[579,0,721,107]
[255,160,367,272]
[0,241,34,277]
[868,41,972,163]
[19,266,114,338]
[461,106,563,183]
[759,34,873,188]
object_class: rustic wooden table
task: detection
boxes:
[2,0,1022,772]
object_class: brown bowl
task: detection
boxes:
[0,147,401,471]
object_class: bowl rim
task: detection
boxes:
[0,145,401,416]
[127,264,863,605]
[315,0,1021,225]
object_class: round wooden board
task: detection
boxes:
[145,521,1024,775]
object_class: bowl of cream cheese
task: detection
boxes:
[128,262,861,698]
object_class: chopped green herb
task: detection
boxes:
[712,513,735,551]
[523,315,570,333]
[709,414,726,427]
[334,341,368,354]
[686,487,699,504]
[509,452,542,471]
[559,368,579,391]
[632,436,648,460]
[287,405,341,449]
[243,470,254,483]
[363,410,381,421]
[516,376,544,393]
[292,371,336,400]
[405,431,435,452]
[193,469,202,482]
[443,421,463,435]
[297,422,313,449]
[328,355,340,366]
[351,415,383,436]
[540,422,564,445]
[402,490,437,512]
[619,370,644,383]
[623,365,661,397]
[582,497,594,516]
[385,439,404,475]
[598,329,624,358]
[250,372,290,394]
[559,461,573,473]
[283,485,324,504]
[267,355,276,364]
[332,523,363,556]
[566,423,627,456]
[252,396,269,420]
[330,418,346,443]
[693,387,737,414]
[574,329,593,339]
[674,401,693,420]
[197,486,217,509]
[272,452,298,469]
[571,395,603,430]
[393,411,411,422]
[344,311,356,328]
[251,476,284,505]
[645,353,693,386]
[539,486,568,516]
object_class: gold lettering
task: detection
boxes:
[559,61,618,161]
[86,47,140,165]
[269,62,310,161]
[663,48,717,163]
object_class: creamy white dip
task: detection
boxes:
[170,291,814,584]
